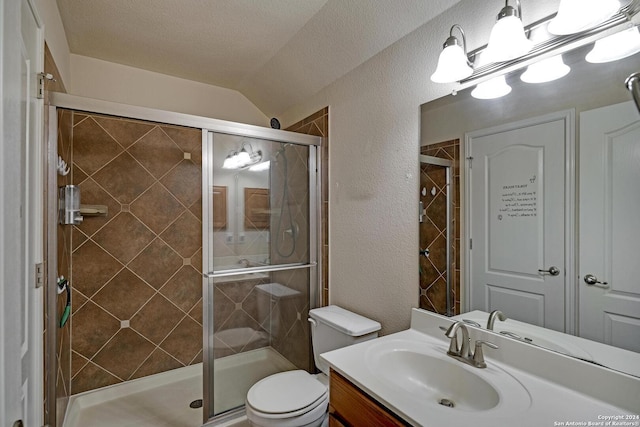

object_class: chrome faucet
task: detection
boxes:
[445,321,471,358]
[487,310,507,330]
[444,321,498,369]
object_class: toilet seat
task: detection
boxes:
[247,370,327,415]
[246,370,329,427]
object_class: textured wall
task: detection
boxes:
[69,55,269,127]
[278,1,561,335]
[69,111,203,394]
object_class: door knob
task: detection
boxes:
[538,266,560,276]
[584,274,609,288]
[419,249,430,258]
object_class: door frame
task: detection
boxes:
[463,109,576,333]
[1,0,44,424]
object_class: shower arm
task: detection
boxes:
[626,72,640,114]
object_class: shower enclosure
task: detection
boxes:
[203,129,321,422]
[419,155,454,316]
[45,93,322,427]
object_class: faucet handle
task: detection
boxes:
[499,330,522,340]
[472,340,499,368]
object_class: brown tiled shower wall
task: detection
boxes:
[419,140,461,315]
[68,111,204,394]
[286,108,329,306]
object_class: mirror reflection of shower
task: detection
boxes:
[626,72,640,113]
[274,143,297,258]
[418,154,455,317]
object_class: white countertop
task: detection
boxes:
[321,309,640,427]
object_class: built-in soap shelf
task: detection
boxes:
[79,204,108,216]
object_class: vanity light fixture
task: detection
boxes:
[222,142,263,170]
[585,25,640,63]
[248,160,270,172]
[430,24,474,83]
[485,0,533,62]
[548,0,621,35]
[520,54,571,83]
[222,150,240,169]
[471,75,512,99]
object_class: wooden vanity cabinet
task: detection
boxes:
[329,369,409,427]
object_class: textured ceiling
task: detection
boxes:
[56,0,459,115]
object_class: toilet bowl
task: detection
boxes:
[245,305,381,427]
[245,370,329,427]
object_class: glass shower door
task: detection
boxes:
[202,130,320,421]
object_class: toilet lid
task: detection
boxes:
[247,370,327,414]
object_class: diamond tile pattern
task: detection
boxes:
[419,140,460,316]
[93,153,156,204]
[129,127,184,179]
[69,111,203,394]
[130,183,185,234]
[286,108,329,306]
[72,116,123,176]
[128,238,182,289]
[68,109,323,395]
[92,212,155,263]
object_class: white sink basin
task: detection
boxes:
[364,337,531,414]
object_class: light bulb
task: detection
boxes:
[548,0,620,35]
[236,148,251,167]
[586,26,640,64]
[485,6,533,63]
[431,43,473,83]
[471,75,512,99]
[222,152,238,169]
[521,55,571,84]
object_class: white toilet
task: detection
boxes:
[245,305,381,427]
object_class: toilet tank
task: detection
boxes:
[308,305,381,375]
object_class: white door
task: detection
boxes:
[579,101,640,353]
[467,111,573,332]
[1,0,44,425]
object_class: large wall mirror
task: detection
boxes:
[420,24,640,378]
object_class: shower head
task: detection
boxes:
[626,72,640,114]
[274,143,292,160]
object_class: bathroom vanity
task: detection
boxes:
[328,369,406,426]
[322,309,640,427]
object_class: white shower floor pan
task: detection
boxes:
[63,347,296,427]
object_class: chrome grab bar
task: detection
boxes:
[204,262,316,278]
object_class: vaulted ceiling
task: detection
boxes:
[56,0,458,115]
